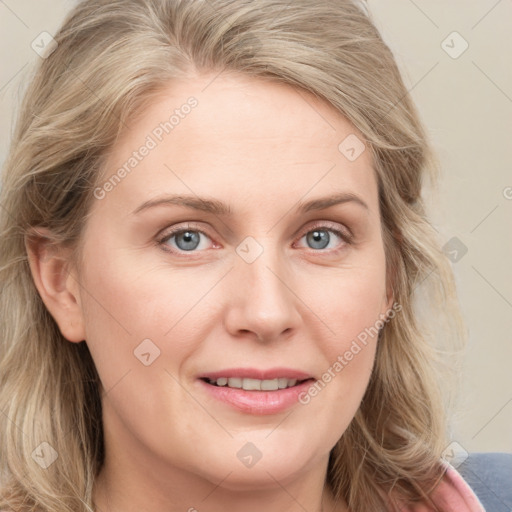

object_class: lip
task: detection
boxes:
[196,367,316,415]
[197,367,313,381]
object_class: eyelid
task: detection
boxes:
[157,222,215,249]
[293,220,353,253]
[157,220,353,255]
[298,220,353,243]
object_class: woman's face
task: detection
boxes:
[71,72,393,493]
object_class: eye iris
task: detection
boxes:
[176,230,200,251]
[169,228,335,252]
[307,230,329,250]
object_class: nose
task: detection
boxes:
[223,242,302,343]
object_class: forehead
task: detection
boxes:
[95,72,378,216]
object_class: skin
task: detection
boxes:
[27,71,394,512]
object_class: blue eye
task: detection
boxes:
[159,224,213,253]
[158,222,351,256]
[172,230,202,251]
[305,229,335,250]
[298,226,350,252]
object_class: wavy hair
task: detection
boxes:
[0,0,466,510]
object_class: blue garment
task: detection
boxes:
[457,452,512,512]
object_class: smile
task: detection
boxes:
[197,369,317,415]
[202,377,311,391]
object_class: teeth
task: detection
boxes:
[278,377,290,389]
[261,379,279,391]
[208,377,302,390]
[227,377,242,388]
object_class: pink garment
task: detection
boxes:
[403,459,486,511]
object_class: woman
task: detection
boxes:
[0,0,485,510]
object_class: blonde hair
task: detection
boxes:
[0,0,466,510]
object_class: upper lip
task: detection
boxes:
[198,367,314,381]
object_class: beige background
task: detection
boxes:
[0,1,511,454]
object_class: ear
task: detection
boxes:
[25,227,86,343]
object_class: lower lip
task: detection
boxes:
[198,379,315,415]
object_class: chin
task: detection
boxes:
[207,462,308,491]
[190,441,322,491]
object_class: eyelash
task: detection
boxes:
[157,221,353,257]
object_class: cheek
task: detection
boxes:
[302,257,387,397]
[296,270,386,443]
[76,239,209,388]
[313,259,388,344]
[77,253,212,442]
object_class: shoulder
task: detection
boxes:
[428,460,486,511]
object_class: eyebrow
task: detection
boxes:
[131,192,369,216]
